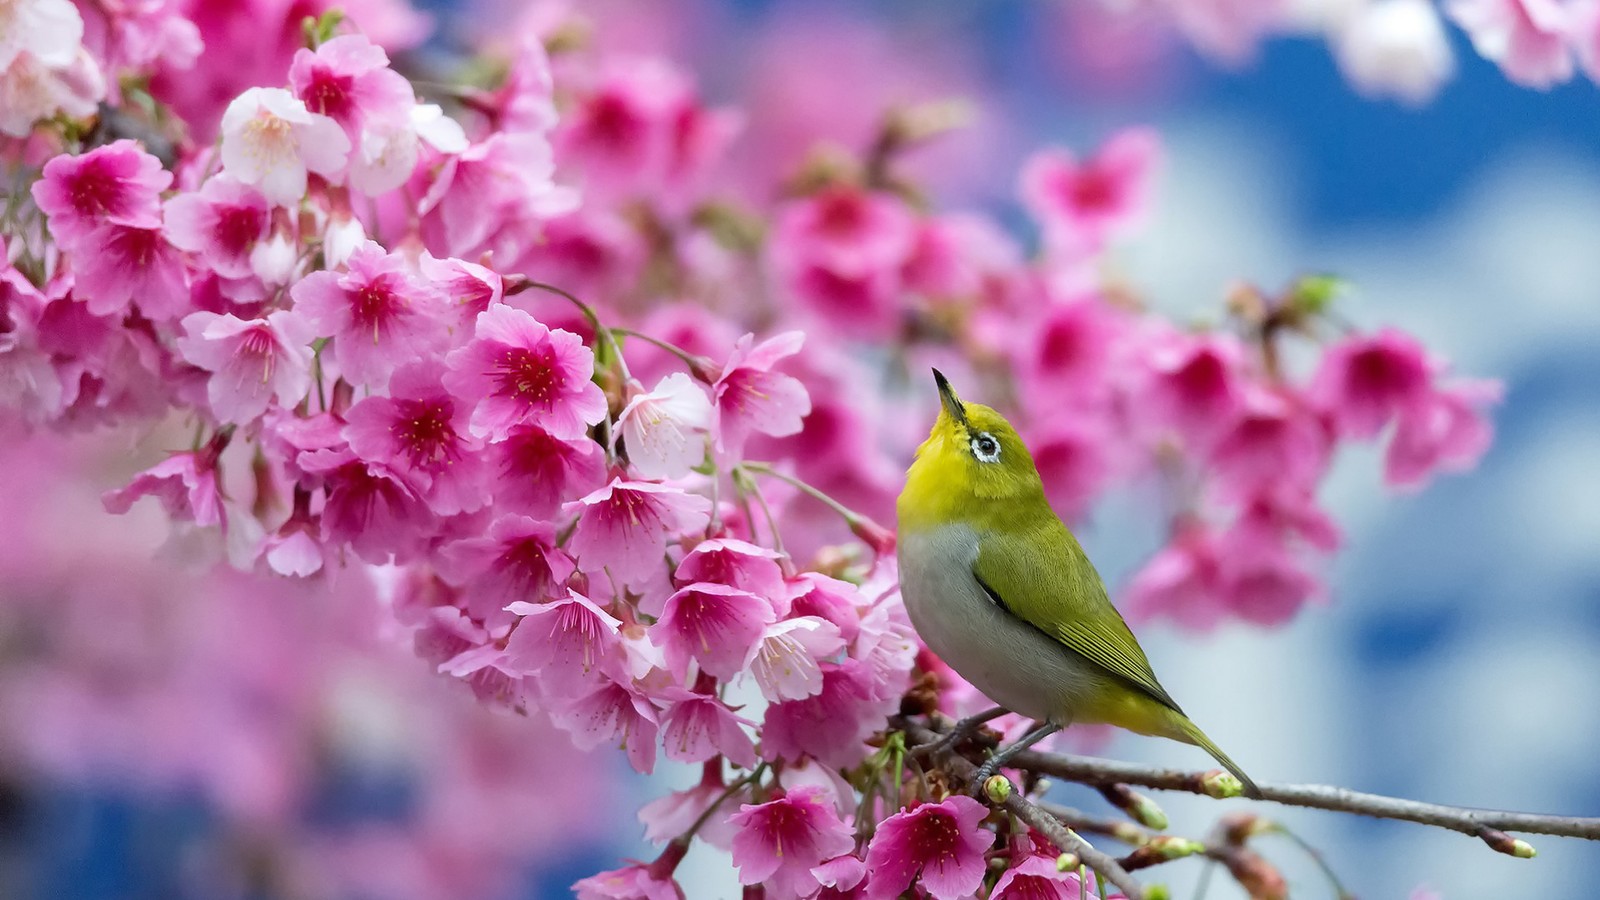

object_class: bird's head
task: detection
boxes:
[898,370,1047,531]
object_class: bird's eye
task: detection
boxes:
[970,432,1001,463]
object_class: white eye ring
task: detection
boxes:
[970,432,1001,463]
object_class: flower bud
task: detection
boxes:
[1200,769,1245,799]
[1054,852,1079,872]
[1147,836,1205,860]
[982,774,1012,804]
[1100,784,1168,830]
[1145,885,1173,900]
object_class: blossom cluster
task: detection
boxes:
[0,1,1502,898]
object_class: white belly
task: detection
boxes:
[897,524,1103,725]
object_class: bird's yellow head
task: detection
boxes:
[897,370,1049,533]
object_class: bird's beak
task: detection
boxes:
[932,368,967,426]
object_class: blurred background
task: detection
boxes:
[6,0,1600,897]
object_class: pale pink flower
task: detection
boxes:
[437,516,577,627]
[75,0,200,73]
[443,304,606,441]
[617,372,712,479]
[0,48,104,138]
[343,360,486,515]
[419,131,575,258]
[654,582,776,681]
[1384,379,1501,489]
[176,309,315,424]
[638,774,741,848]
[102,445,224,528]
[291,241,448,388]
[676,537,788,607]
[163,176,272,288]
[746,617,846,702]
[260,521,323,577]
[555,675,661,774]
[713,331,811,459]
[1168,0,1288,63]
[0,0,84,72]
[728,786,857,899]
[1335,0,1456,105]
[299,447,433,563]
[490,37,558,135]
[1310,329,1435,439]
[288,34,413,140]
[1020,128,1159,256]
[659,689,758,767]
[219,86,351,206]
[864,796,992,900]
[787,573,867,644]
[565,480,712,585]
[1447,0,1574,87]
[574,862,683,900]
[349,102,468,197]
[486,424,606,520]
[72,222,189,319]
[503,589,621,699]
[418,252,503,331]
[763,659,892,768]
[33,140,170,246]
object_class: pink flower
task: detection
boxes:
[443,304,606,441]
[555,675,661,774]
[565,480,712,585]
[728,786,857,899]
[32,140,170,246]
[659,689,758,767]
[713,331,811,460]
[676,537,788,606]
[1384,379,1501,490]
[486,425,606,520]
[299,447,433,563]
[763,659,893,768]
[992,851,1121,900]
[418,253,503,331]
[176,310,314,424]
[1140,330,1247,445]
[288,34,413,140]
[102,445,225,529]
[163,175,272,288]
[787,573,867,644]
[1208,387,1331,497]
[864,796,992,900]
[219,86,351,206]
[0,0,85,73]
[503,588,621,699]
[746,617,846,702]
[639,773,741,848]
[1016,297,1124,411]
[617,373,712,479]
[1020,128,1159,256]
[1311,329,1434,439]
[438,516,577,627]
[574,862,684,900]
[344,361,486,515]
[72,222,189,319]
[1128,523,1319,628]
[654,582,776,681]
[419,131,575,259]
[291,241,448,388]
[771,186,917,338]
[1125,526,1227,629]
[1027,420,1113,524]
[1447,0,1573,87]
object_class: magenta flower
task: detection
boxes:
[728,786,856,899]
[487,424,606,520]
[503,588,621,699]
[1208,387,1331,497]
[1384,379,1501,490]
[556,675,661,774]
[617,372,712,479]
[102,446,224,529]
[1447,0,1572,88]
[763,659,893,768]
[32,139,170,246]
[787,573,867,644]
[1311,328,1434,439]
[676,537,787,606]
[176,310,314,425]
[746,617,847,702]
[1017,298,1124,409]
[658,689,758,767]
[1020,128,1159,256]
[1125,525,1227,629]
[992,851,1121,900]
[1027,420,1113,525]
[73,223,189,319]
[419,131,575,258]
[654,582,776,681]
[864,796,992,900]
[1140,330,1247,446]
[288,34,413,140]
[437,515,577,627]
[344,361,486,515]
[712,331,811,460]
[565,480,712,585]
[574,862,684,900]
[219,86,350,206]
[418,252,504,331]
[774,185,917,276]
[291,241,448,388]
[443,304,606,442]
[299,447,433,564]
[163,175,272,287]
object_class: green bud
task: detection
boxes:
[1289,273,1345,316]
[1201,770,1244,799]
[1054,852,1079,873]
[982,774,1012,804]
[1130,792,1169,830]
[1512,839,1537,859]
[1145,885,1173,900]
[1114,822,1150,846]
[1148,836,1205,860]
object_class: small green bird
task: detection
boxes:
[896,370,1261,798]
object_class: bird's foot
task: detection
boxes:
[911,706,1006,760]
[968,758,1013,798]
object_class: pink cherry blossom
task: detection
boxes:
[299,447,432,564]
[574,861,684,900]
[638,770,741,848]
[1139,329,1248,446]
[344,361,486,515]
[788,574,867,645]
[102,442,224,529]
[288,34,413,140]
[763,659,894,769]
[1016,296,1125,412]
[219,86,351,206]
[676,537,788,606]
[746,617,846,702]
[163,175,272,291]
[0,47,105,138]
[565,480,712,585]
[713,331,811,459]
[419,131,575,259]
[1208,387,1331,497]
[992,850,1121,900]
[438,516,577,627]
[1447,0,1574,87]
[617,372,713,479]
[1311,328,1435,439]
[658,689,758,767]
[654,582,776,681]
[1027,419,1114,524]
[32,139,170,246]
[771,186,917,338]
[555,675,661,774]
[1020,128,1159,256]
[503,589,621,699]
[1126,525,1227,629]
[291,240,448,388]
[864,796,992,900]
[0,0,85,73]
[176,309,314,424]
[729,786,857,899]
[418,253,504,331]
[1384,379,1501,490]
[486,424,606,520]
[443,304,606,441]
[72,222,189,319]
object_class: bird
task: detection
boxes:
[896,369,1261,798]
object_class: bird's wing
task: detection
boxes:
[973,519,1182,714]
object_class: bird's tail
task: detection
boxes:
[1175,717,1263,800]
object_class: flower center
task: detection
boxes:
[392,400,457,466]
[495,344,559,403]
